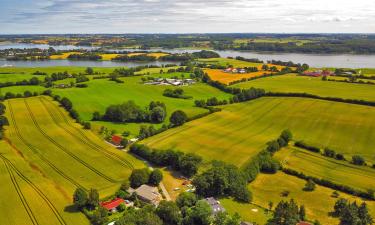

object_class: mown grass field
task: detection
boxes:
[233,74,375,102]
[142,97,375,165]
[1,96,144,225]
[274,146,375,192]
[53,73,232,135]
[250,172,375,224]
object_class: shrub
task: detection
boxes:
[352,155,365,166]
[295,141,320,153]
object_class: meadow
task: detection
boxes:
[233,74,375,102]
[250,172,375,224]
[142,97,375,165]
[274,146,375,192]
[1,96,144,225]
[53,73,232,136]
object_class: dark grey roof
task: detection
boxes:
[204,197,225,214]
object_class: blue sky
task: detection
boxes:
[1,0,375,34]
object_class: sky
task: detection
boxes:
[1,0,375,34]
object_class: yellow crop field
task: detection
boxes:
[204,69,268,85]
[99,53,120,60]
[50,52,81,60]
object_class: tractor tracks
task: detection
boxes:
[23,99,119,183]
[7,100,86,190]
[39,97,134,170]
[1,154,67,225]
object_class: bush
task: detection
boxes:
[170,110,188,126]
[294,141,320,153]
[303,179,316,191]
[83,122,91,130]
[352,155,365,165]
[149,169,163,185]
[324,148,336,158]
[129,168,150,188]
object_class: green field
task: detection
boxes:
[142,97,375,165]
[250,172,375,225]
[232,74,375,102]
[53,73,232,135]
[196,58,262,68]
[274,146,375,192]
[0,96,144,225]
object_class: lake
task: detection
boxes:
[1,43,375,68]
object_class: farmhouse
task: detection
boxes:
[204,197,225,215]
[145,78,195,86]
[100,198,125,212]
[128,184,162,206]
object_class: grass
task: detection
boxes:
[274,146,375,192]
[53,73,232,135]
[233,74,375,102]
[220,198,270,224]
[250,172,375,224]
[1,96,145,225]
[142,97,375,165]
[0,73,40,83]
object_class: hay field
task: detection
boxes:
[1,96,144,225]
[250,172,375,224]
[274,146,375,192]
[142,97,375,165]
[204,69,267,85]
[233,74,375,102]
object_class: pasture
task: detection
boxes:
[142,97,375,165]
[274,146,375,192]
[250,172,375,224]
[53,73,232,135]
[233,74,375,102]
[1,96,144,225]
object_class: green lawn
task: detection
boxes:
[274,146,375,192]
[250,172,375,225]
[142,97,375,165]
[232,74,375,102]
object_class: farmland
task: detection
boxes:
[142,97,375,165]
[0,96,144,225]
[233,74,375,102]
[204,69,267,85]
[274,146,375,192]
[250,172,375,224]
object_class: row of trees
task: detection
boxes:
[0,102,9,139]
[0,76,41,88]
[266,199,308,225]
[163,88,191,99]
[129,144,202,177]
[333,198,373,225]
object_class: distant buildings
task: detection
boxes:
[128,184,162,206]
[204,197,225,215]
[224,68,246,74]
[144,78,195,86]
[302,70,335,77]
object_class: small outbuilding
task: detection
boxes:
[111,135,122,146]
[100,198,125,212]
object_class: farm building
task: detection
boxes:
[302,70,334,77]
[111,135,122,146]
[128,184,162,206]
[204,197,225,215]
[240,222,253,225]
[100,198,125,212]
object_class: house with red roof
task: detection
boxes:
[111,135,122,146]
[100,198,125,212]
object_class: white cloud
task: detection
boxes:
[0,0,375,33]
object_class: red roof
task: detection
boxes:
[112,135,122,145]
[100,198,125,210]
